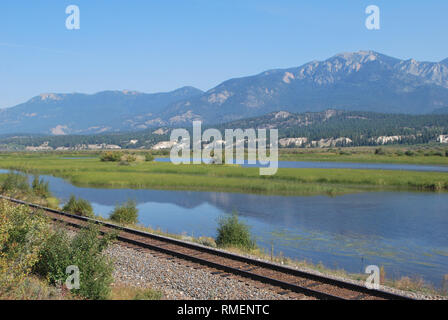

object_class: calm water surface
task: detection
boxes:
[1,168,447,287]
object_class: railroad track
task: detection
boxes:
[1,195,414,300]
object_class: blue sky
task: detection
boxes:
[1,0,447,108]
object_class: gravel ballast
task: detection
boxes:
[105,244,305,300]
[65,225,445,300]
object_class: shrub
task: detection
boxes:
[117,154,137,166]
[405,150,415,156]
[144,153,154,162]
[124,154,137,163]
[33,229,72,285]
[34,224,115,300]
[62,195,94,218]
[0,200,50,296]
[1,171,30,194]
[100,151,122,162]
[196,236,217,248]
[68,224,115,300]
[32,175,50,198]
[216,212,256,251]
[0,201,114,300]
[110,200,139,224]
[374,148,386,155]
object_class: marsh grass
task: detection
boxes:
[0,171,30,194]
[0,172,59,209]
[32,175,50,198]
[1,154,448,196]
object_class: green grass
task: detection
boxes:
[1,152,448,196]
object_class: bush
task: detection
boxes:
[68,224,115,299]
[34,224,115,300]
[196,236,217,248]
[117,154,137,166]
[110,200,139,224]
[0,200,50,296]
[33,229,72,285]
[144,153,154,162]
[375,148,386,155]
[100,151,122,162]
[216,212,256,251]
[0,201,114,300]
[62,195,94,218]
[405,150,415,156]
[124,154,137,163]
[32,175,50,198]
[1,171,30,194]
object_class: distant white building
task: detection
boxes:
[310,137,353,148]
[437,135,448,143]
[278,136,352,148]
[151,141,178,150]
[279,137,308,147]
[25,141,53,151]
[374,136,402,145]
[87,144,121,150]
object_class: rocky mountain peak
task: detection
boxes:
[2,51,448,134]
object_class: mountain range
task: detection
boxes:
[2,50,448,135]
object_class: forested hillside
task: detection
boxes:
[1,110,448,150]
[215,110,448,146]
